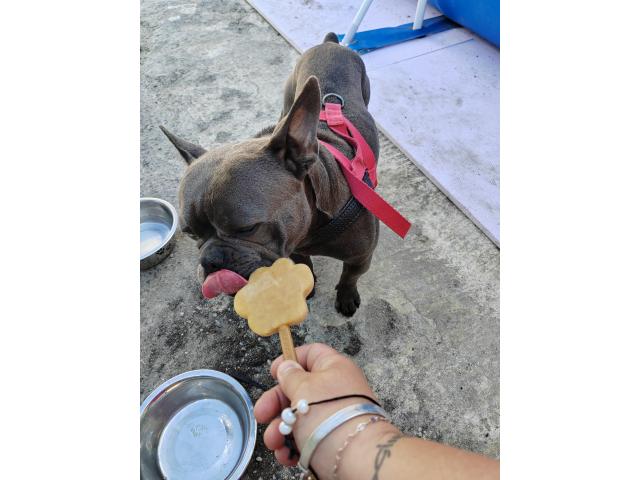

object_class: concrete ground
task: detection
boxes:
[140,1,499,478]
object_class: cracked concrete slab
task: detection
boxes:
[141,1,499,478]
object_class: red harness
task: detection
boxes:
[318,102,411,238]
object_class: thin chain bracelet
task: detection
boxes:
[332,415,389,480]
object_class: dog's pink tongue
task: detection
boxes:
[202,269,248,299]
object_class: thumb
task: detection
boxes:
[276,360,308,400]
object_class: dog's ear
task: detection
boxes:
[269,76,321,179]
[307,161,340,217]
[160,126,207,165]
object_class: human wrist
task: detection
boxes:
[290,397,375,448]
[291,397,399,480]
[324,420,400,480]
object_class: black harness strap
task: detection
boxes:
[306,172,373,247]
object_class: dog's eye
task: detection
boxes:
[235,224,259,236]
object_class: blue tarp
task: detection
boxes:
[337,16,459,54]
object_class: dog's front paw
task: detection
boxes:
[335,285,360,317]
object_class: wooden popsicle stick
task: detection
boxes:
[278,325,298,363]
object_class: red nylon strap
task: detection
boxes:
[319,103,411,238]
[320,103,377,186]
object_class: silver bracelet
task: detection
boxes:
[298,403,388,479]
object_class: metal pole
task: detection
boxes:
[341,0,375,46]
[413,0,428,30]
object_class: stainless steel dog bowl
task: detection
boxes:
[140,370,257,480]
[140,197,178,270]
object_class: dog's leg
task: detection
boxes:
[335,255,372,316]
[290,253,316,298]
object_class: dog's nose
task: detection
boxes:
[200,248,226,277]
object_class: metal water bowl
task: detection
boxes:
[140,370,257,480]
[140,197,178,270]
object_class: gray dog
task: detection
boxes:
[161,33,379,316]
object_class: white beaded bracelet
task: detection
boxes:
[279,399,310,435]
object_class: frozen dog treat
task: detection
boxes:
[202,269,248,299]
[234,258,314,361]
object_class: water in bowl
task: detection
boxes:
[141,221,171,258]
[157,398,243,480]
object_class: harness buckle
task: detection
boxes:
[321,92,345,107]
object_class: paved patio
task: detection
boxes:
[140,1,499,478]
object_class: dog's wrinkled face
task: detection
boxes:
[180,138,314,280]
[164,77,326,285]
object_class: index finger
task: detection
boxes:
[269,343,338,379]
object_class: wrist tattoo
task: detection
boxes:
[371,433,405,480]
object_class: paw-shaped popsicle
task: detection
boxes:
[234,258,314,335]
[234,258,314,361]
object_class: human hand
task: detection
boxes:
[254,343,398,474]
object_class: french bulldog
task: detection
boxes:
[161,33,379,316]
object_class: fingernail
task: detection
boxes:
[278,360,302,376]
